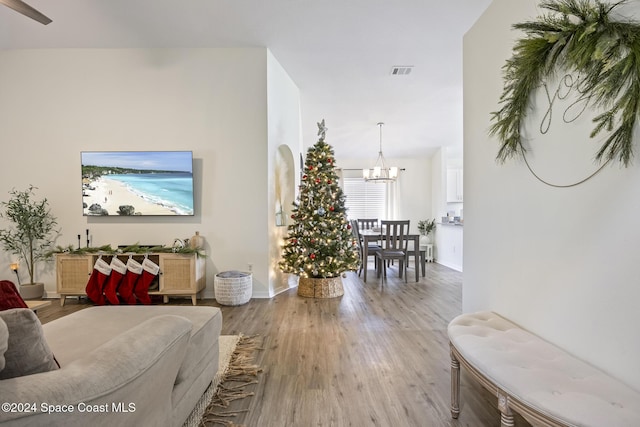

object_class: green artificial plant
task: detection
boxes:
[418,219,436,236]
[490,0,640,166]
[0,185,59,285]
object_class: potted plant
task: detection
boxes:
[0,185,59,299]
[417,219,436,245]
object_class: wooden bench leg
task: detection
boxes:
[498,390,515,427]
[450,348,460,419]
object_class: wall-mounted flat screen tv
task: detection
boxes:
[82,151,194,216]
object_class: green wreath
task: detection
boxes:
[490,0,639,167]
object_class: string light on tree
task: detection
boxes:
[279,120,359,279]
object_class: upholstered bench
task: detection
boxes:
[448,311,640,427]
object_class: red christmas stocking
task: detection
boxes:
[120,258,142,305]
[85,257,111,305]
[134,258,159,305]
[103,257,126,305]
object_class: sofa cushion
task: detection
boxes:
[0,317,8,372]
[43,306,221,367]
[0,308,59,379]
[0,280,28,311]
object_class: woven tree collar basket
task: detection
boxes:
[214,271,252,306]
[298,276,344,298]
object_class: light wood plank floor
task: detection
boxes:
[37,261,531,427]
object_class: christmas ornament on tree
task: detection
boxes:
[279,120,359,280]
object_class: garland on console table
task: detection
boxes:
[490,0,639,167]
[48,244,206,258]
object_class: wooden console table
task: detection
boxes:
[55,252,205,306]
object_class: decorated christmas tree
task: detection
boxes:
[279,120,359,279]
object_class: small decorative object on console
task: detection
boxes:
[189,231,204,249]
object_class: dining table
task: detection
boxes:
[360,229,422,283]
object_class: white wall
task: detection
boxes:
[464,0,640,390]
[431,148,445,222]
[0,48,300,299]
[266,50,303,296]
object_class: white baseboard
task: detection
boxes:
[250,291,272,298]
[436,260,463,272]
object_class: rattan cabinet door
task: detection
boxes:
[159,253,194,292]
[56,254,93,306]
[158,253,205,305]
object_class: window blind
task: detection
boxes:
[343,177,387,220]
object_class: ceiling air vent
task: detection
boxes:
[390,66,413,76]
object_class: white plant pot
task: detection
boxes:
[419,235,432,246]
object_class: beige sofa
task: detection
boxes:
[0,305,222,427]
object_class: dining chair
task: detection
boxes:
[376,220,410,282]
[404,239,426,278]
[350,219,380,277]
[357,218,379,231]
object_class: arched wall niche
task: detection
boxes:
[275,144,295,225]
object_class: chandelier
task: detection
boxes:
[363,122,398,183]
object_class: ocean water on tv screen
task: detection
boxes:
[110,172,194,215]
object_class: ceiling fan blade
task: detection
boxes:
[0,0,52,25]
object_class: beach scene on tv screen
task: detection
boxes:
[82,151,194,216]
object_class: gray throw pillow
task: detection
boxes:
[0,317,8,372]
[0,308,59,379]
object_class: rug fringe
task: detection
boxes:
[199,334,263,427]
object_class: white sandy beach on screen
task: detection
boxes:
[83,176,175,215]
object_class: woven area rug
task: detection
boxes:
[183,334,261,427]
